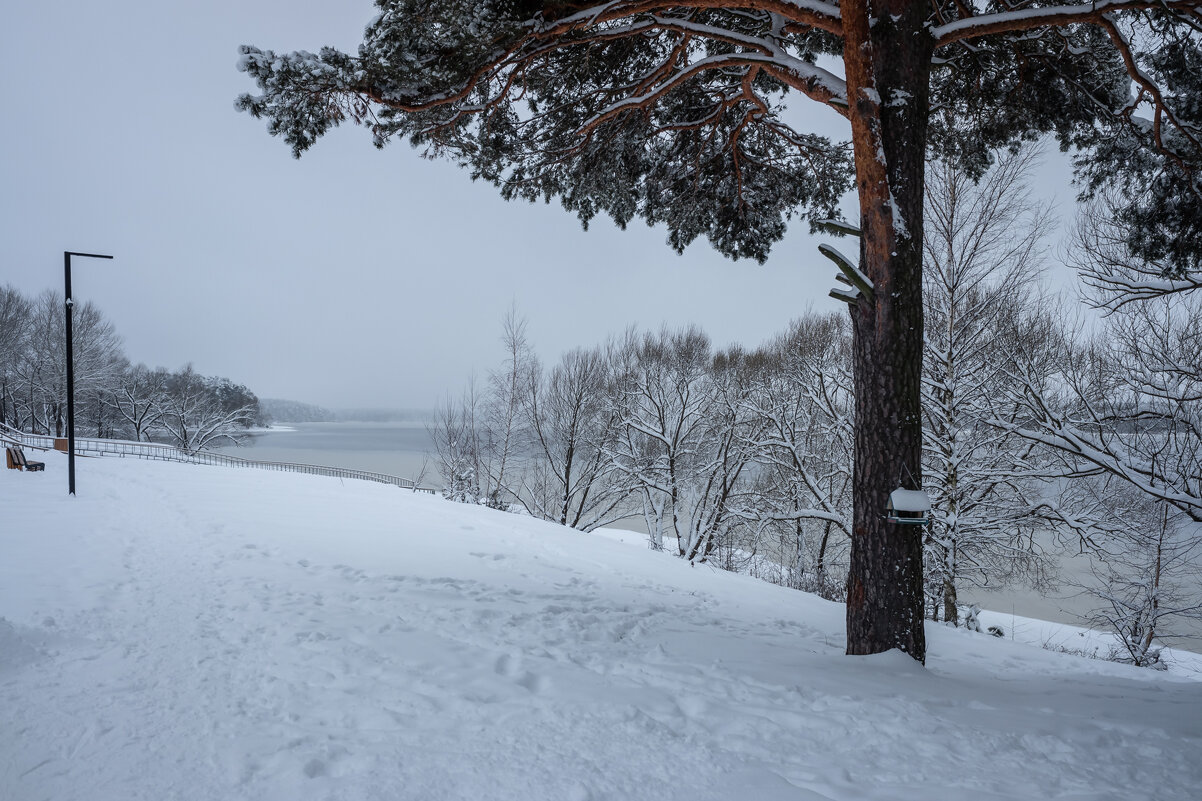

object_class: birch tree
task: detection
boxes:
[920,149,1056,624]
[481,306,535,508]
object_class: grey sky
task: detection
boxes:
[0,1,1079,410]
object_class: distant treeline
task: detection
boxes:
[257,400,435,424]
[333,408,433,423]
[259,398,335,423]
[0,284,264,452]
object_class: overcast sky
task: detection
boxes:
[0,1,1079,410]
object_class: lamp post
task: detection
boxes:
[64,250,113,496]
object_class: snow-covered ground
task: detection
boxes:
[3,455,1200,801]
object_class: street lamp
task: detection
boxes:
[64,250,113,496]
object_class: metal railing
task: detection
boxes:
[0,422,433,493]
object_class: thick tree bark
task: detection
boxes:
[843,2,932,662]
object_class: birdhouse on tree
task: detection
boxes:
[886,488,931,525]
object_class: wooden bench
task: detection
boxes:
[5,446,45,472]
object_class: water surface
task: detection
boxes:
[215,422,437,484]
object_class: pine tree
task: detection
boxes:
[238,1,1202,662]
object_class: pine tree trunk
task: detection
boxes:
[842,3,932,662]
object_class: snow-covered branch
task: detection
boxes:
[932,1,1202,47]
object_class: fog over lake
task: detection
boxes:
[215,422,437,484]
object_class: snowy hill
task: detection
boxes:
[3,456,1200,801]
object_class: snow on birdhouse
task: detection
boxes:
[886,488,931,525]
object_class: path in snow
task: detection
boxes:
[2,456,1200,800]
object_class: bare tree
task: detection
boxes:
[428,386,483,504]
[603,326,763,561]
[1069,476,1202,668]
[0,287,266,455]
[997,204,1202,659]
[109,364,170,441]
[11,290,123,437]
[521,345,631,531]
[480,306,534,508]
[1075,199,1202,312]
[159,365,257,453]
[1006,297,1202,524]
[80,356,129,439]
[921,149,1058,624]
[743,313,854,596]
[13,290,67,434]
[0,285,31,429]
[676,345,763,563]
[608,327,715,556]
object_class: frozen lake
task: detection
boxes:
[214,422,438,485]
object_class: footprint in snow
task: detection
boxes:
[495,653,521,677]
[517,671,548,694]
[675,695,707,719]
[566,784,593,801]
[495,654,549,693]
